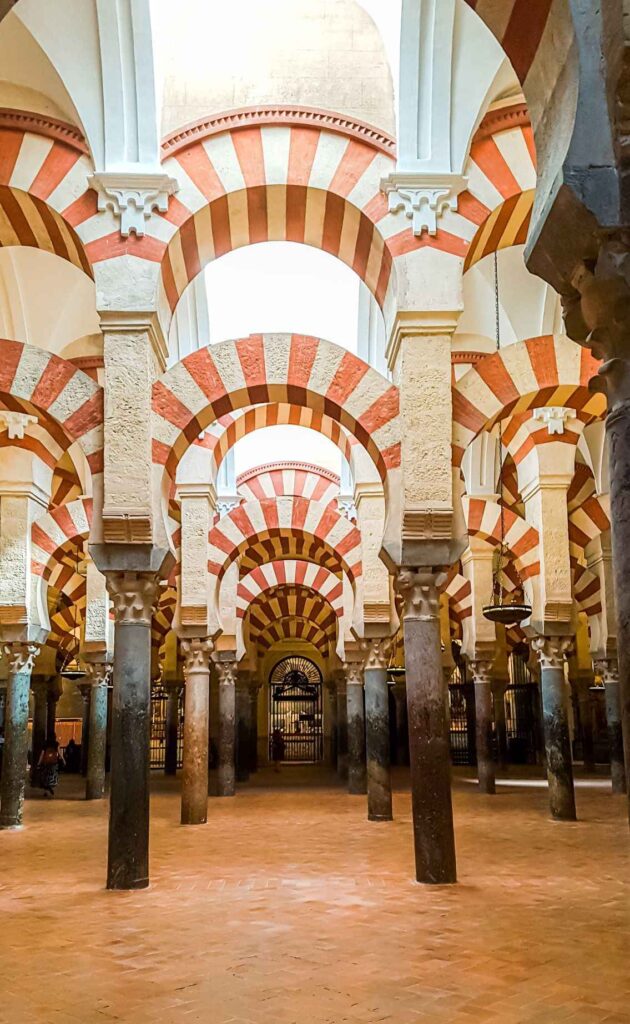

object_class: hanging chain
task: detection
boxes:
[494,250,506,602]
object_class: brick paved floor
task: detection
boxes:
[1,767,629,1024]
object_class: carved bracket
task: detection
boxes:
[88,172,179,238]
[380,173,467,237]
[531,635,572,671]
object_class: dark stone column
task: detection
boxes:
[470,660,495,794]
[180,638,212,825]
[86,664,110,800]
[164,683,181,776]
[30,677,49,783]
[336,678,348,780]
[105,571,159,890]
[363,640,392,821]
[396,570,456,884]
[215,657,237,796]
[492,678,509,771]
[248,683,259,772]
[325,680,338,767]
[596,659,626,794]
[532,636,577,821]
[575,675,596,772]
[0,643,39,829]
[78,682,91,776]
[344,662,366,795]
[392,681,409,766]
[235,677,252,783]
[46,679,61,741]
[0,687,5,779]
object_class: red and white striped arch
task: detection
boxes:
[573,562,602,619]
[452,336,604,465]
[237,561,343,619]
[238,533,346,577]
[153,333,400,494]
[255,618,331,656]
[247,588,338,637]
[464,496,540,581]
[31,498,93,583]
[237,462,339,504]
[442,568,472,623]
[208,496,362,584]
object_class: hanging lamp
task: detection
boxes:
[59,540,87,681]
[482,252,532,627]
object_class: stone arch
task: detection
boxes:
[237,560,343,619]
[237,462,339,504]
[255,618,331,656]
[463,496,540,582]
[30,497,92,633]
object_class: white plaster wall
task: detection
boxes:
[0,14,83,125]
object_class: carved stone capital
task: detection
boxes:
[531,635,572,671]
[88,171,179,238]
[360,638,390,671]
[468,660,493,686]
[395,569,441,620]
[3,642,39,675]
[343,662,364,687]
[181,637,214,675]
[594,658,619,686]
[380,172,467,237]
[87,662,112,690]
[106,571,160,626]
[215,659,238,687]
[0,410,37,439]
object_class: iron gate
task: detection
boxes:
[269,656,323,763]
[150,684,184,769]
[448,683,477,765]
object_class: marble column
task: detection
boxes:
[392,681,409,766]
[216,659,237,796]
[0,643,39,829]
[248,683,260,773]
[363,639,392,821]
[532,636,577,821]
[164,683,181,776]
[336,678,348,780]
[344,662,366,795]
[469,660,495,794]
[235,678,252,783]
[595,659,626,793]
[180,638,213,825]
[78,682,91,776]
[86,664,111,801]
[396,570,456,884]
[105,571,159,890]
[30,678,49,782]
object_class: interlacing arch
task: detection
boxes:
[30,498,93,631]
[247,588,338,640]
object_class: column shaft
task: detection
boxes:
[537,650,577,821]
[79,686,91,776]
[217,662,236,796]
[607,403,630,814]
[336,685,348,779]
[364,660,392,821]
[471,665,495,794]
[30,681,48,783]
[346,678,366,795]
[164,687,180,776]
[236,685,251,783]
[248,688,259,772]
[86,672,109,800]
[493,684,509,770]
[392,683,409,766]
[181,640,212,825]
[0,645,38,829]
[596,661,627,794]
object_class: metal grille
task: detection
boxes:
[448,683,476,766]
[504,684,539,764]
[150,684,184,770]
[269,656,323,763]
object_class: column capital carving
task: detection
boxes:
[343,662,364,687]
[106,571,160,626]
[394,569,441,620]
[360,637,390,671]
[594,657,619,685]
[181,637,214,675]
[468,660,493,686]
[88,171,179,238]
[87,662,112,690]
[531,635,572,671]
[214,659,238,687]
[380,172,467,237]
[3,642,39,675]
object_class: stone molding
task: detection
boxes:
[88,171,179,238]
[3,642,39,675]
[106,571,160,626]
[395,569,441,621]
[0,107,89,153]
[386,309,460,372]
[402,506,453,543]
[472,102,530,145]
[451,351,487,365]
[380,171,467,237]
[532,406,573,435]
[181,637,214,674]
[236,461,341,487]
[0,411,38,439]
[162,105,396,158]
[531,635,572,670]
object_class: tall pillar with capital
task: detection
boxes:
[336,675,348,780]
[86,663,111,801]
[532,636,577,821]
[215,657,237,797]
[468,660,495,794]
[164,683,181,776]
[180,637,213,825]
[363,639,392,821]
[396,570,456,884]
[105,570,160,890]
[595,658,626,794]
[392,681,409,766]
[344,662,367,795]
[0,643,39,829]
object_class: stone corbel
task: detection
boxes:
[88,172,179,238]
[380,172,467,237]
[0,411,37,439]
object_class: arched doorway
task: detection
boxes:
[269,656,323,764]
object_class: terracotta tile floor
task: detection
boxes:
[1,767,629,1024]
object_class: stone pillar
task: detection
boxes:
[78,682,91,776]
[532,636,577,821]
[575,676,596,773]
[344,662,366,795]
[336,678,348,780]
[30,678,49,782]
[86,664,111,800]
[396,570,456,884]
[325,680,338,768]
[248,683,259,773]
[216,658,237,797]
[392,681,408,766]
[164,683,181,776]
[180,638,213,825]
[0,643,39,829]
[595,659,626,794]
[469,660,495,794]
[235,677,252,783]
[492,679,509,771]
[363,639,392,821]
[105,571,159,890]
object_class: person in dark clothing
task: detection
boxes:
[64,738,80,773]
[37,736,65,797]
[271,727,285,771]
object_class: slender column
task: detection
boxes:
[46,682,60,741]
[180,638,213,825]
[396,570,456,884]
[86,664,111,800]
[105,571,159,890]
[30,678,49,783]
[248,683,259,773]
[363,640,392,821]
[469,661,495,794]
[216,659,237,797]
[0,643,39,829]
[575,677,596,772]
[392,681,409,766]
[595,659,626,793]
[78,682,91,776]
[235,679,251,783]
[532,636,577,821]
[344,662,367,795]
[164,683,181,776]
[336,679,348,780]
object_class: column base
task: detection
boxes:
[107,877,149,891]
[0,822,23,831]
[368,812,393,822]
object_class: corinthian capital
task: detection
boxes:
[3,642,39,675]
[181,637,214,674]
[106,571,160,626]
[361,637,390,671]
[87,662,112,690]
[215,659,238,687]
[468,660,493,686]
[395,569,441,620]
[531,635,572,671]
